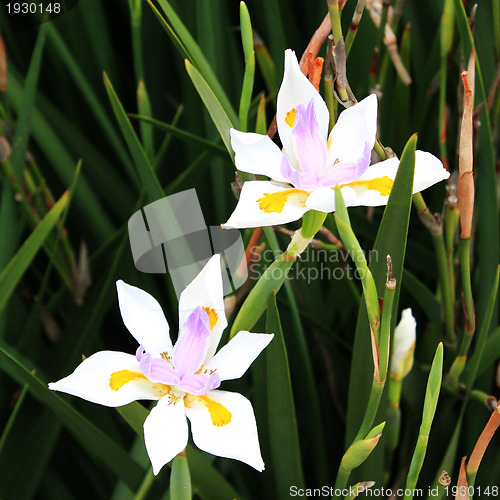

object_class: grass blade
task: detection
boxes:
[266,291,305,498]
[0,191,69,313]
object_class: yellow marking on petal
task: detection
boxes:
[285,108,296,128]
[327,135,333,150]
[199,395,232,427]
[340,176,394,196]
[202,306,218,330]
[257,189,308,214]
[109,370,147,391]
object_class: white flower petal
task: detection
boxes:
[223,180,310,229]
[413,150,450,192]
[204,331,274,382]
[277,49,330,166]
[327,94,378,167]
[347,150,449,207]
[178,254,227,362]
[185,390,265,471]
[144,397,189,475]
[48,351,162,406]
[305,186,358,212]
[116,280,172,356]
[230,129,289,183]
[391,308,416,378]
[305,187,336,212]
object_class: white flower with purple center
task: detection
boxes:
[224,49,449,229]
[49,255,273,475]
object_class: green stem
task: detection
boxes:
[378,271,396,382]
[333,463,352,496]
[324,73,336,132]
[413,193,455,343]
[404,343,443,499]
[327,0,344,47]
[353,271,395,443]
[170,452,192,500]
[354,378,385,443]
[326,0,350,102]
[374,139,387,160]
[444,203,458,308]
[344,0,366,57]
[460,237,475,332]
[376,1,389,47]
[448,238,476,382]
[494,0,500,59]
[434,231,455,343]
[334,214,380,346]
[133,468,156,500]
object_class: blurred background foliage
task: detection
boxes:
[0,0,498,498]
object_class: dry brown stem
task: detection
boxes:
[458,51,475,239]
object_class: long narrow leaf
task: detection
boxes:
[266,291,305,498]
[0,191,69,313]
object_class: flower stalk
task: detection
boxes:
[449,57,476,383]
[334,422,385,497]
[344,0,366,57]
[326,0,350,102]
[334,187,380,346]
[404,343,444,499]
[413,192,455,343]
[170,451,192,500]
[333,255,395,493]
[353,258,395,443]
[324,35,337,132]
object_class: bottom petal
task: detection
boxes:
[144,397,189,475]
[223,181,309,228]
[185,390,265,471]
[305,186,357,212]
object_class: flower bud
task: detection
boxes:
[391,308,416,380]
[340,422,385,471]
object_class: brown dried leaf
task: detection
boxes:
[458,49,475,239]
[455,457,470,499]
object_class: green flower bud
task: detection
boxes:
[340,422,385,471]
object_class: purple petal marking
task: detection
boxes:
[140,353,180,385]
[355,141,372,179]
[173,307,212,378]
[177,372,221,396]
[292,100,327,186]
[318,162,357,187]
